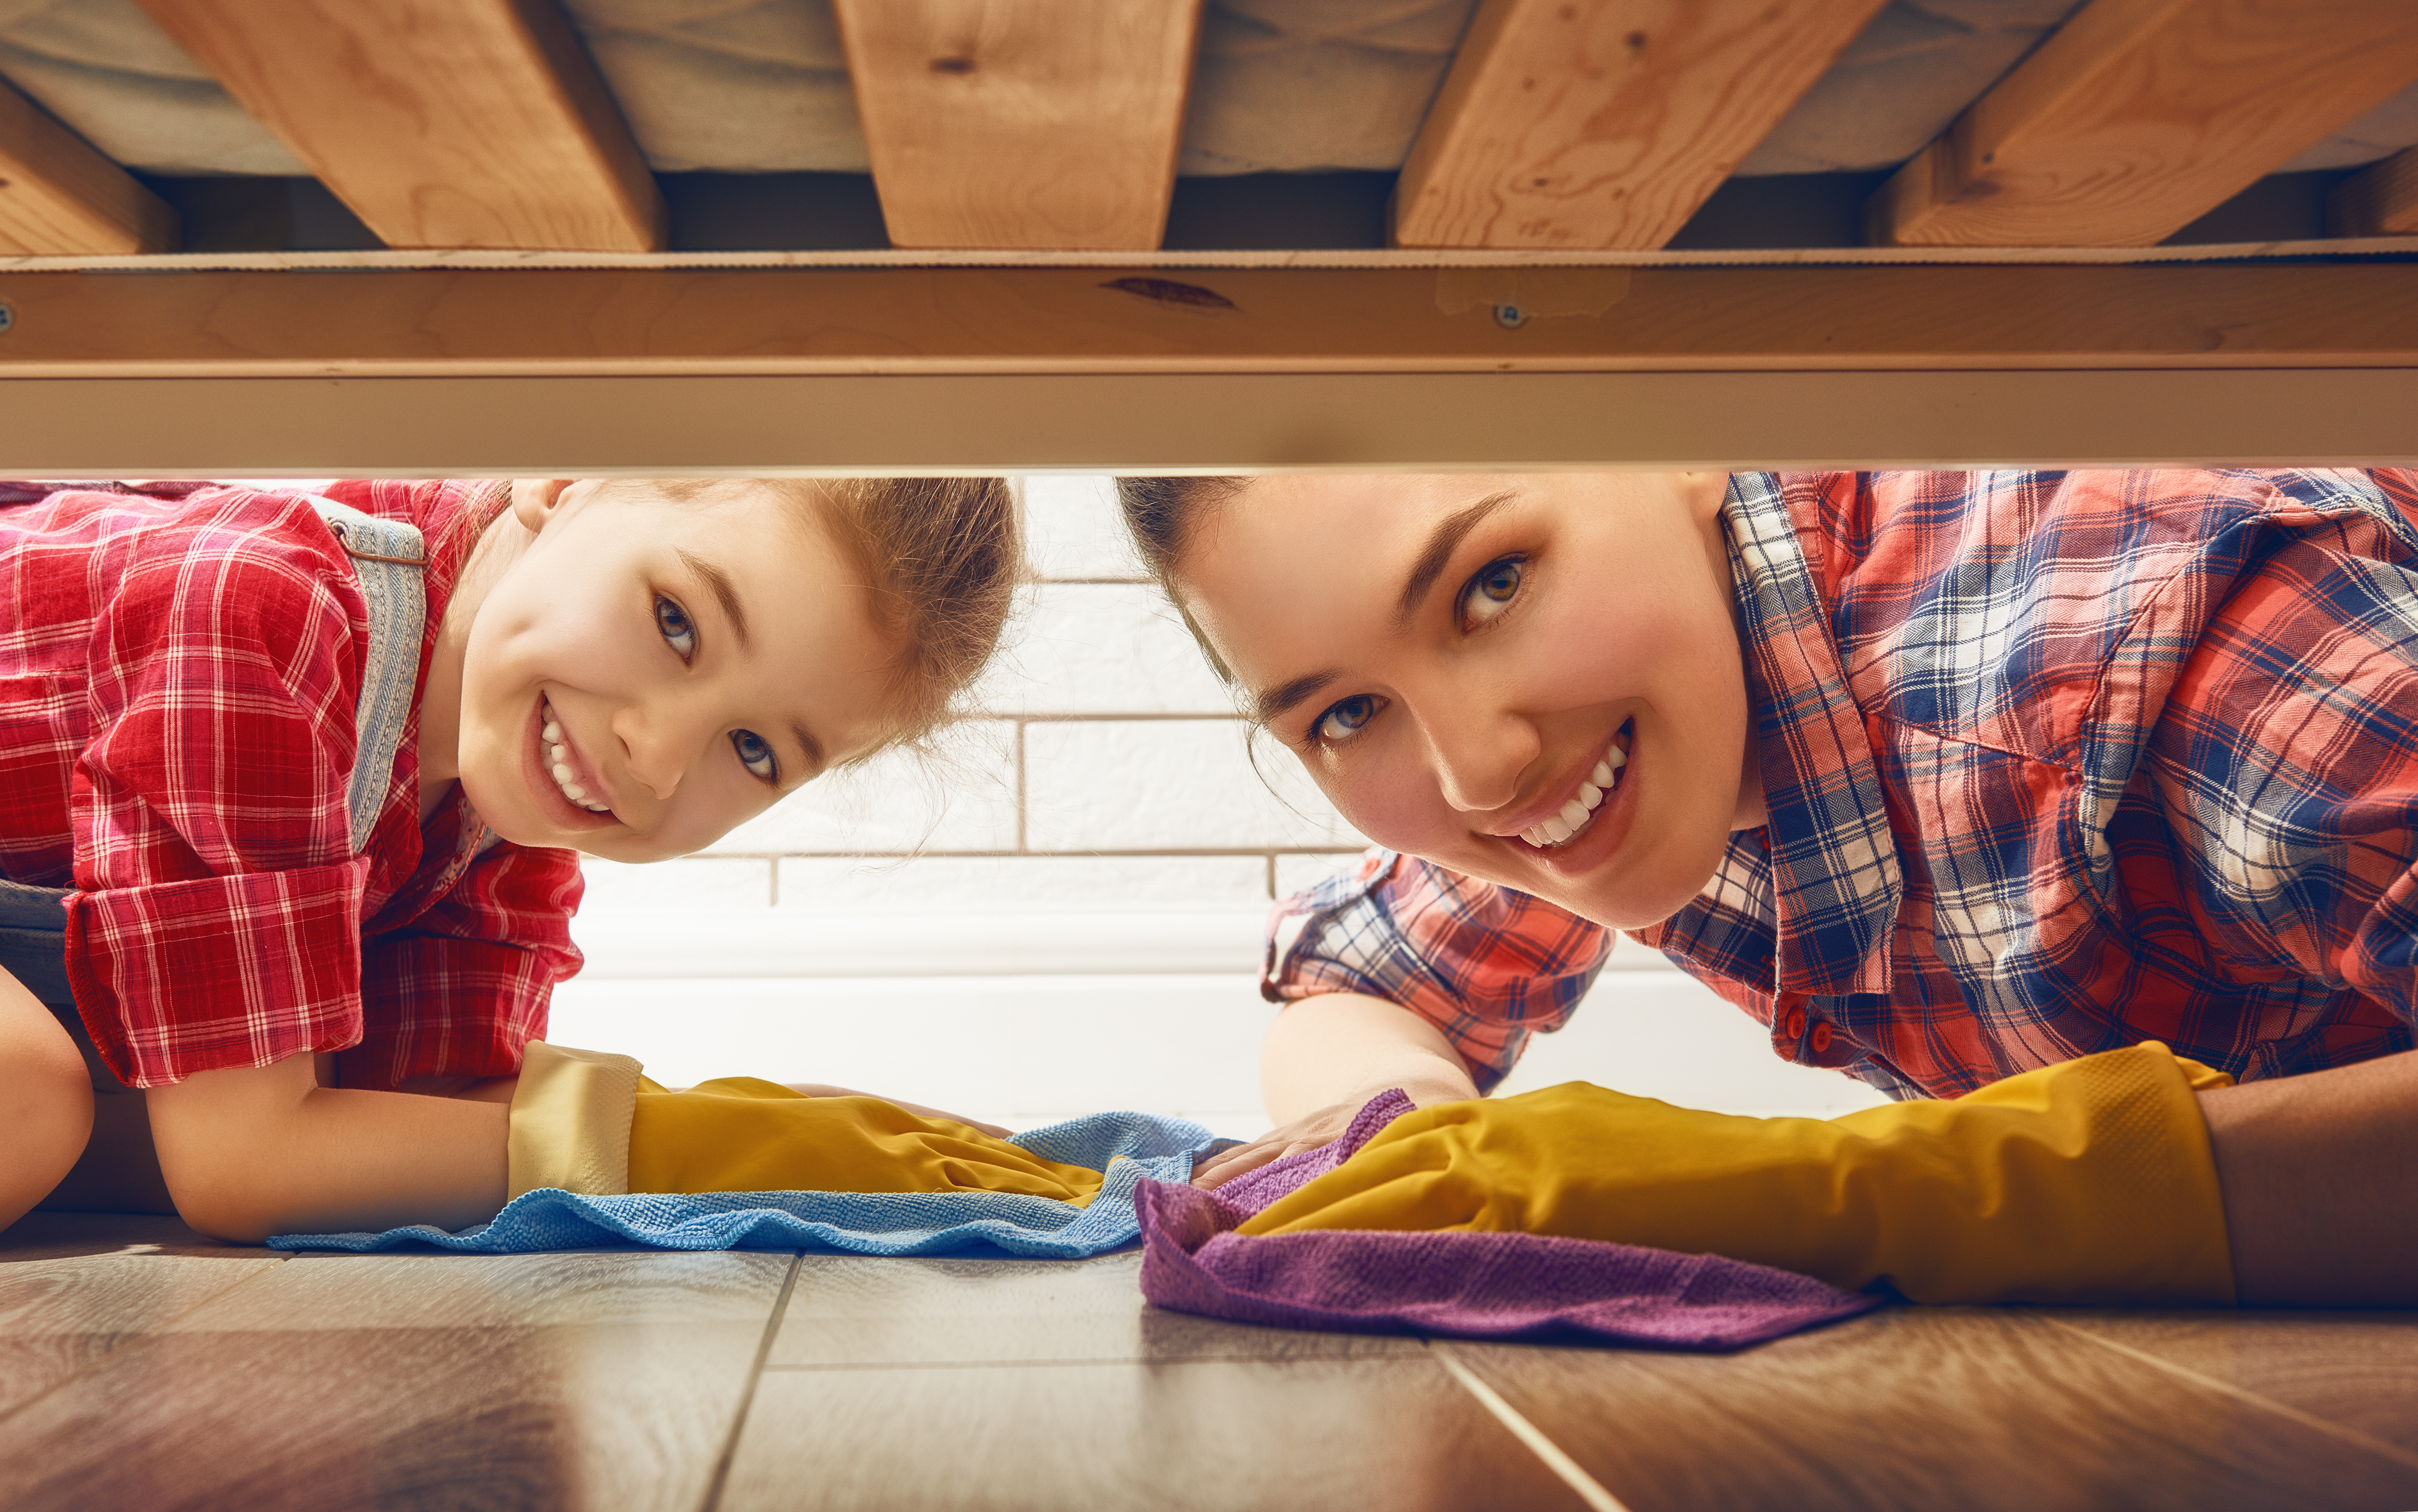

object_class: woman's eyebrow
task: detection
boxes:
[1395,490,1520,625]
[677,549,751,652]
[789,719,824,774]
[1249,668,1340,726]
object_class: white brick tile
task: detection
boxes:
[1022,474,1145,581]
[700,720,1020,854]
[969,583,1231,716]
[575,856,773,912]
[778,854,1268,909]
[1023,719,1364,852]
[1272,850,1374,901]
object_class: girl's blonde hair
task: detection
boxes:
[599,477,1023,753]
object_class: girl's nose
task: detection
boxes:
[612,701,699,802]
[1420,700,1537,816]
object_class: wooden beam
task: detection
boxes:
[129,0,663,252]
[0,263,2408,376]
[830,0,1201,250]
[1391,0,1892,250]
[0,80,177,255]
[3,370,2414,475]
[2329,148,2418,238]
[1869,0,2418,248]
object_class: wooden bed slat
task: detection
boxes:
[129,0,665,253]
[1390,0,1891,250]
[0,80,178,255]
[2329,148,2418,238]
[833,0,1202,250]
[1868,0,2418,248]
[0,263,2408,376]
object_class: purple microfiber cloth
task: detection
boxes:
[1136,1089,1882,1349]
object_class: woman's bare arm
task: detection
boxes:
[147,1053,508,1242]
[1193,992,1480,1188]
[2199,1047,2418,1306]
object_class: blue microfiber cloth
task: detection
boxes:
[271,1110,1228,1257]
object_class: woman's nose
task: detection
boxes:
[1421,702,1537,816]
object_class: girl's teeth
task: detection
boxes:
[1558,797,1589,828]
[1592,761,1614,787]
[552,762,575,783]
[1541,815,1574,844]
[1578,782,1602,810]
[543,721,561,743]
[1607,744,1627,770]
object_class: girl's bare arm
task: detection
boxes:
[147,1053,508,1242]
[1193,992,1479,1189]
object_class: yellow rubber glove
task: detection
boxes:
[1238,1041,2236,1305]
[504,1042,1104,1206]
[627,1076,1107,1206]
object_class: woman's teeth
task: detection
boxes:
[1521,745,1626,849]
[541,707,610,813]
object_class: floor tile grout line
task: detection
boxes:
[2041,1316,2418,1476]
[0,1245,290,1435]
[1428,1342,1631,1512]
[699,1250,804,1512]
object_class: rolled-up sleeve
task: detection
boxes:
[1263,849,1612,1092]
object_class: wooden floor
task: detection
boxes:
[4,1213,2417,1511]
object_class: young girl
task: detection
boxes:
[1,474,1020,1241]
[1119,470,2418,1306]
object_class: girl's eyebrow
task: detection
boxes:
[677,549,751,652]
[1395,489,1520,625]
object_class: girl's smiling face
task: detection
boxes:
[1175,473,1764,930]
[432,479,902,862]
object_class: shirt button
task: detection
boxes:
[1810,1021,1834,1054]
[1783,1006,1807,1040]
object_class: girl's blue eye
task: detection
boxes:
[656,596,697,659]
[732,729,778,782]
[1460,557,1524,628]
[1314,694,1381,745]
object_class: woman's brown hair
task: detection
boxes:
[1114,475,1250,685]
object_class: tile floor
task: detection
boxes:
[5,1212,2417,1511]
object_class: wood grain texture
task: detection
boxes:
[2049,1309,2418,1460]
[833,0,1202,249]
[1394,0,1891,250]
[129,0,664,251]
[0,1249,792,1512]
[773,1251,1421,1366]
[0,1217,278,1421]
[1453,1306,2418,1511]
[1869,0,2418,247]
[0,79,177,255]
[2329,147,2418,237]
[725,1355,1591,1512]
[0,262,2412,377]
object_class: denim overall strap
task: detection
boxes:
[0,495,426,1023]
[303,496,427,853]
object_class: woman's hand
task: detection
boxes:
[1192,1099,1367,1189]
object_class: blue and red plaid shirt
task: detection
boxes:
[1266,469,2418,1100]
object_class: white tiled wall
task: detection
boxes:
[554,476,1891,1133]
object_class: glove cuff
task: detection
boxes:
[507,1041,643,1199]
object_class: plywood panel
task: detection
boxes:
[1449,1306,2418,1511]
[0,80,177,255]
[0,262,2412,378]
[1394,0,1891,250]
[2329,147,2418,238]
[833,0,1201,249]
[725,1355,1591,1512]
[0,1249,792,1512]
[131,0,663,252]
[3,369,2414,477]
[1870,0,2418,247]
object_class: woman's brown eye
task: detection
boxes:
[1461,557,1524,627]
[1315,695,1380,744]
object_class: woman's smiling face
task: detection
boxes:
[1174,473,1764,930]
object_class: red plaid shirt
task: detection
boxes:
[1268,469,2418,1099]
[1,478,582,1090]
